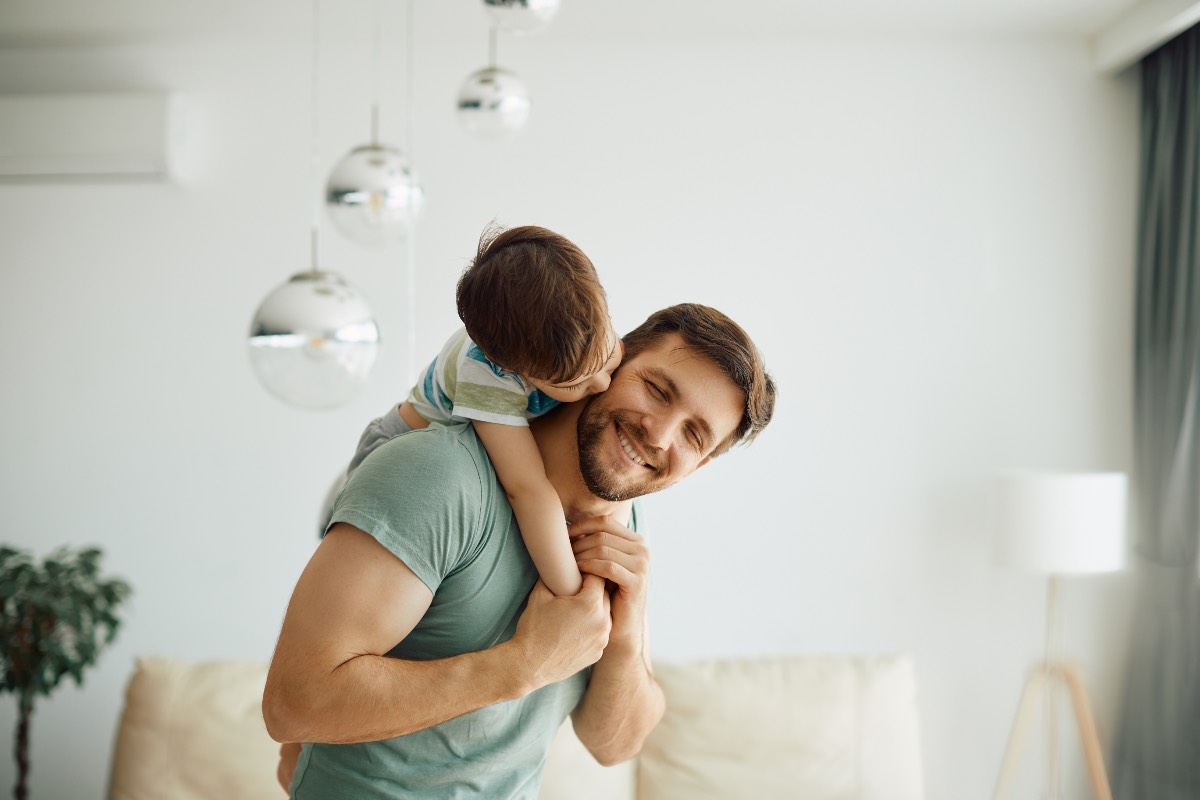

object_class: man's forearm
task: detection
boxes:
[265,570,613,746]
[570,638,665,766]
[264,641,530,744]
[566,514,663,764]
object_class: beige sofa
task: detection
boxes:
[107,655,924,800]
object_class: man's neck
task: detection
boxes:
[529,401,620,523]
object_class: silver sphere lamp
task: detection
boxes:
[326,143,424,247]
[248,269,381,409]
[457,66,531,140]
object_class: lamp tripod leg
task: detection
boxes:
[992,666,1046,800]
[1059,664,1113,800]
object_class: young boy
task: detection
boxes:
[328,224,622,596]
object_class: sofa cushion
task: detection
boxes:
[107,657,279,800]
[638,655,924,800]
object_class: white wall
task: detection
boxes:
[0,4,1138,799]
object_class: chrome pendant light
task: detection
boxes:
[457,27,532,141]
[326,138,423,247]
[248,0,380,409]
[248,266,380,410]
[326,0,423,247]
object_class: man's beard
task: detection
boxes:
[576,397,668,502]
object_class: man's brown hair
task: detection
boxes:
[622,303,775,455]
[457,225,612,384]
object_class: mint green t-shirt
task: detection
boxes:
[289,422,593,800]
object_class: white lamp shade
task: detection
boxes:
[994,471,1128,574]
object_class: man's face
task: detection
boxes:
[576,332,746,501]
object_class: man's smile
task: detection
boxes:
[616,422,653,470]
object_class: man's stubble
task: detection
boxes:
[576,396,670,502]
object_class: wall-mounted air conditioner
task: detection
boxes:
[0,92,181,182]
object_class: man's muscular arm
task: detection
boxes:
[567,515,665,765]
[263,523,611,745]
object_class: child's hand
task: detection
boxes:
[569,513,649,652]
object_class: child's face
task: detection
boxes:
[531,329,624,403]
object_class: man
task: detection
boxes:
[263,303,775,798]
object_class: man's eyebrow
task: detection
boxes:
[642,366,715,447]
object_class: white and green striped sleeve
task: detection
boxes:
[447,339,536,426]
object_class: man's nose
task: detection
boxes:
[641,411,681,451]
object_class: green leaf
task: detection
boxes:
[0,545,131,700]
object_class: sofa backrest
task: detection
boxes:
[635,655,924,800]
[108,654,922,800]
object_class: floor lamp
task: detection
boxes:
[992,471,1127,800]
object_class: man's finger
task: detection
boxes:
[573,542,638,570]
[578,558,637,588]
[571,532,647,560]
[579,573,607,596]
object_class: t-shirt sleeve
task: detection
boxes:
[448,343,534,426]
[328,428,485,594]
[628,499,642,534]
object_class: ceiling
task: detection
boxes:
[0,0,1146,47]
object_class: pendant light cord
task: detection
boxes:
[309,0,322,273]
[405,0,418,385]
[371,0,381,144]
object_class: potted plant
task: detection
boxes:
[0,546,131,800]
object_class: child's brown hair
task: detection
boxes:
[457,224,612,384]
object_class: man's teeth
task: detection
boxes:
[618,432,646,466]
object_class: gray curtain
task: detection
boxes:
[1111,23,1200,800]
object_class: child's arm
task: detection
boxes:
[474,421,583,596]
[277,742,301,792]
